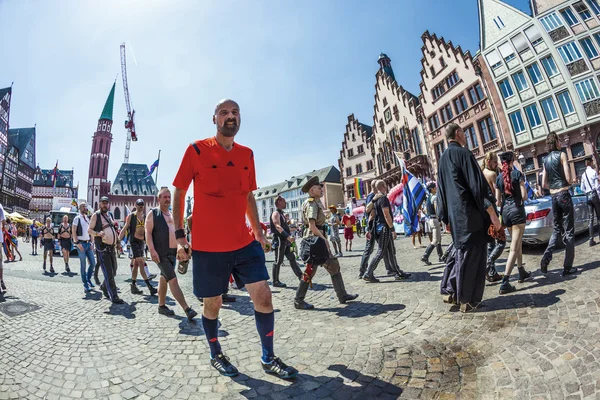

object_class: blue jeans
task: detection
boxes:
[77,242,95,285]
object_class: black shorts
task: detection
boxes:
[192,240,269,298]
[60,238,72,251]
[32,236,38,246]
[131,238,145,258]
[43,239,54,252]
[157,249,177,282]
[502,203,526,227]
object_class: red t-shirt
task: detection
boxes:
[173,137,257,252]
[342,215,355,227]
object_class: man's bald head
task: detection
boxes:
[213,99,241,137]
[214,99,240,115]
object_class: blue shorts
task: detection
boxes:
[192,241,269,298]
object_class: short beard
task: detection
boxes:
[218,125,239,137]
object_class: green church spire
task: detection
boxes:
[99,82,116,121]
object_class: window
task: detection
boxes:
[541,56,559,77]
[412,127,422,154]
[498,42,515,62]
[357,145,364,154]
[435,142,446,160]
[428,114,440,131]
[540,12,564,32]
[469,84,484,105]
[430,66,436,76]
[432,84,446,100]
[575,77,600,102]
[525,25,543,46]
[366,160,374,170]
[557,91,576,115]
[347,148,354,157]
[457,95,469,112]
[384,108,392,123]
[444,104,453,121]
[574,2,592,20]
[464,126,478,150]
[346,167,352,176]
[580,37,599,58]
[498,79,514,99]
[509,111,526,134]
[479,117,497,143]
[558,42,583,64]
[526,63,544,84]
[446,72,459,88]
[356,164,363,174]
[439,57,446,68]
[587,0,600,15]
[383,97,388,106]
[512,71,529,91]
[560,8,579,25]
[571,142,586,158]
[540,97,559,121]
[525,104,543,128]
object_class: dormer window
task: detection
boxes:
[493,16,506,30]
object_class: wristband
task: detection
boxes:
[175,229,186,239]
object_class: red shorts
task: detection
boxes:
[344,227,354,240]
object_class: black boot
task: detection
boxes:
[294,280,314,310]
[485,261,502,282]
[517,267,531,283]
[421,244,434,265]
[272,264,286,288]
[331,273,358,304]
[436,244,443,262]
[499,276,516,294]
[131,283,143,295]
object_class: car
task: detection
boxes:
[518,185,589,245]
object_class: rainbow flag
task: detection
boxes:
[354,178,365,199]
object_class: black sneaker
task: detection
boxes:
[211,353,239,377]
[540,258,549,274]
[395,271,411,280]
[158,305,175,316]
[363,275,380,283]
[65,265,70,273]
[562,267,579,277]
[272,281,287,288]
[222,294,236,303]
[590,240,597,247]
[420,257,431,266]
[131,284,143,295]
[294,300,314,310]
[111,297,124,304]
[185,307,198,321]
[261,357,298,380]
[499,281,516,294]
[147,285,157,296]
[50,266,55,274]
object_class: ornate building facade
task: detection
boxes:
[30,169,76,221]
[338,114,377,203]
[0,87,12,207]
[478,0,600,186]
[8,127,36,215]
[108,163,158,227]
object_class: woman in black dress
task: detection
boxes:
[495,151,531,294]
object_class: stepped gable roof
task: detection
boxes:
[111,163,158,197]
[100,82,116,121]
[34,169,73,187]
[8,127,36,169]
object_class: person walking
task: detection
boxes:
[482,151,504,282]
[540,132,578,276]
[359,181,379,278]
[30,219,39,255]
[118,199,157,296]
[58,215,72,273]
[40,217,55,273]
[580,156,600,246]
[270,196,303,287]
[342,210,355,252]
[145,188,197,319]
[495,152,531,294]
[421,182,443,265]
[437,123,501,313]
[72,202,96,292]
[89,196,124,304]
[294,176,358,309]
[172,99,297,378]
[328,205,343,257]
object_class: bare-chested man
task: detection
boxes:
[40,217,55,273]
[146,188,197,319]
[58,215,72,273]
[119,199,157,296]
[89,196,124,304]
[482,152,503,282]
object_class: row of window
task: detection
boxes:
[345,160,375,177]
[556,34,600,66]
[431,71,461,101]
[498,58,557,100]
[345,145,365,158]
[541,1,600,33]
[428,84,485,131]
[431,116,497,157]
[508,91,576,135]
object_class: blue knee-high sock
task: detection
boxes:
[202,316,221,358]
[255,310,275,362]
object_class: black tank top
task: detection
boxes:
[426,195,436,216]
[543,151,569,190]
[150,208,171,257]
[270,209,290,238]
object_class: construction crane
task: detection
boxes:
[120,43,137,163]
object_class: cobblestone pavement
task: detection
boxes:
[1,234,600,399]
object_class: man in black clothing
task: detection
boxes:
[270,196,302,287]
[540,132,578,276]
[437,123,501,313]
[359,180,379,278]
[421,182,443,265]
[579,156,600,246]
[88,196,124,304]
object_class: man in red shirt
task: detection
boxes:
[342,210,356,252]
[172,99,297,380]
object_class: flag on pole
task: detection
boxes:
[353,178,365,199]
[51,160,59,188]
[146,159,159,177]
[394,152,427,235]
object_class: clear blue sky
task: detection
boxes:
[0,0,530,191]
